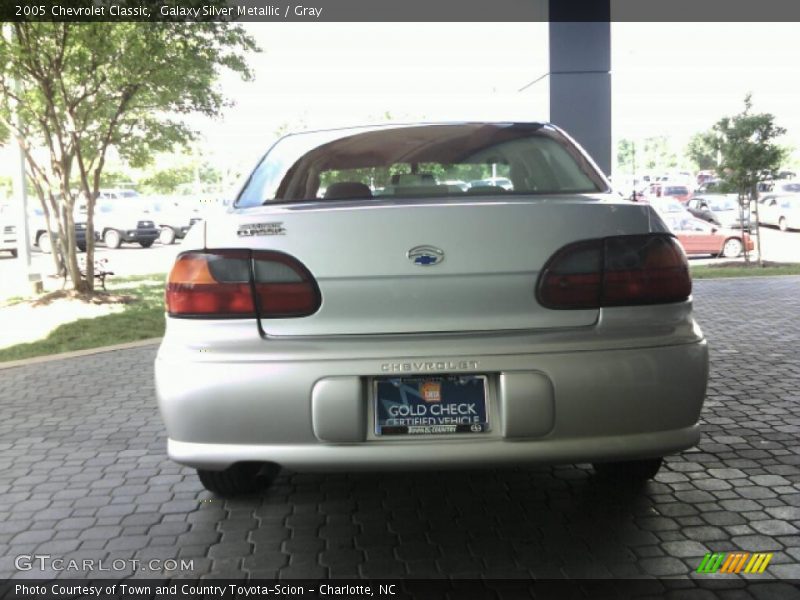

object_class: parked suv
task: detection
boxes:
[148,197,204,245]
[93,199,159,248]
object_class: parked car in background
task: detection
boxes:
[97,188,141,201]
[643,182,691,203]
[696,179,723,194]
[696,170,716,186]
[439,180,470,192]
[686,194,750,230]
[93,199,159,248]
[758,184,800,231]
[649,197,752,257]
[29,207,87,253]
[147,197,204,245]
[468,176,513,191]
[672,217,753,257]
[0,203,16,257]
[155,121,708,496]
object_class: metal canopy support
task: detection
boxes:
[548,2,611,175]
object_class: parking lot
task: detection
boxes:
[0,275,799,593]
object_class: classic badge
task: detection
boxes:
[237,222,286,237]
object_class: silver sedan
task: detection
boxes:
[155,122,708,495]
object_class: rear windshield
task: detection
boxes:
[236,123,607,207]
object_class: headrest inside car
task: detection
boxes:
[324,182,373,200]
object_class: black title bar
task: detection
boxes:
[6,0,800,22]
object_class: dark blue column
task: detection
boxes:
[548,2,611,174]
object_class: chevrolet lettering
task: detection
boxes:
[155,122,708,496]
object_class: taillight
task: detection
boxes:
[166,250,320,318]
[537,234,691,309]
[252,251,320,317]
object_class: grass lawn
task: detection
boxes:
[0,274,166,363]
[690,262,800,279]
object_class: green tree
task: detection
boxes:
[686,131,719,171]
[616,138,636,173]
[712,94,787,264]
[141,165,195,194]
[0,19,256,291]
[641,136,677,171]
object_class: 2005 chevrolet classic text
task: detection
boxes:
[155,122,708,495]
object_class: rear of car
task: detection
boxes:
[155,122,708,495]
[94,201,159,248]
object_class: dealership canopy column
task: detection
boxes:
[548,1,611,175]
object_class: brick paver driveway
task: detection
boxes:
[1,276,799,592]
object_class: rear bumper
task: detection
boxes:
[120,229,159,242]
[155,326,708,471]
[168,425,701,472]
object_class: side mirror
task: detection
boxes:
[711,227,718,234]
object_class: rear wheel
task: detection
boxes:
[77,243,86,252]
[779,217,788,232]
[593,457,663,481]
[197,463,280,497]
[139,240,154,248]
[159,226,176,245]
[104,229,121,249]
[722,237,743,258]
[37,233,52,254]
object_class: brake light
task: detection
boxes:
[537,234,691,309]
[166,250,320,318]
[252,251,320,317]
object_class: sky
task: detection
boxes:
[4,22,800,187]
[195,21,800,184]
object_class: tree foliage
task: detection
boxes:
[0,19,256,290]
[686,131,718,171]
[711,94,787,264]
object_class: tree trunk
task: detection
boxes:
[753,195,763,268]
[739,192,749,264]
[83,194,96,292]
[63,202,83,289]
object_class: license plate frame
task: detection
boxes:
[373,374,490,436]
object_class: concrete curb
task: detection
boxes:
[0,337,162,371]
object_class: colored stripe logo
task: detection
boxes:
[696,552,772,574]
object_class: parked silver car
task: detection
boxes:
[758,182,800,231]
[155,122,709,496]
[687,194,751,231]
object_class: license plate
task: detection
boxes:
[374,375,489,436]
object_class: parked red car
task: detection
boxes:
[669,216,753,257]
[650,198,754,257]
[645,182,691,204]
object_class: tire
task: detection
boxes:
[77,243,86,252]
[197,463,280,497]
[104,229,121,249]
[593,457,663,481]
[779,217,788,232]
[38,233,52,254]
[722,237,743,258]
[159,226,176,245]
[139,240,154,248]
